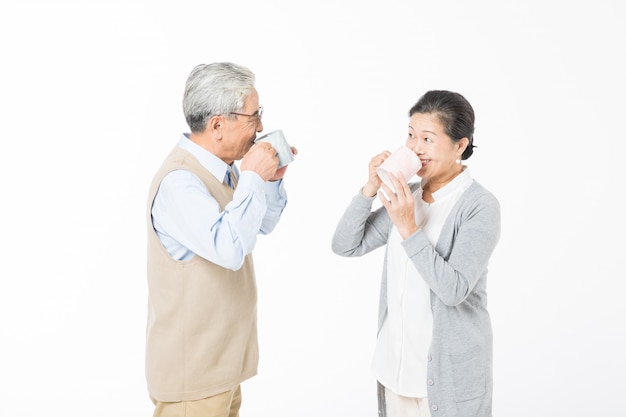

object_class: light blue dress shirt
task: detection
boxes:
[151,134,287,270]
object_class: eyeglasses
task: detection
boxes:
[229,106,263,123]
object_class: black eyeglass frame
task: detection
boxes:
[229,106,263,122]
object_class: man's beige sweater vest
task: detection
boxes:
[145,146,258,402]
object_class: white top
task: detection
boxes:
[371,167,473,397]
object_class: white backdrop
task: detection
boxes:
[1,0,625,416]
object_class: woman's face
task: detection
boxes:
[405,112,465,182]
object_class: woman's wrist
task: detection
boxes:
[362,182,379,198]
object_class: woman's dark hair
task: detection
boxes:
[409,90,476,160]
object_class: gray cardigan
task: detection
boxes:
[331,180,500,417]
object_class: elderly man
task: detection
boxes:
[145,62,295,417]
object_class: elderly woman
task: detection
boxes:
[332,90,501,417]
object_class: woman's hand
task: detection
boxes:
[378,173,419,239]
[362,151,390,198]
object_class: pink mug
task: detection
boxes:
[376,146,422,192]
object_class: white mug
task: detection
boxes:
[254,129,294,169]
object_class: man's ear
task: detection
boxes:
[208,115,223,138]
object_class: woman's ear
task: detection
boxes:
[457,137,469,157]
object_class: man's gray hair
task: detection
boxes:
[183,62,256,133]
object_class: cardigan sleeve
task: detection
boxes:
[401,185,501,306]
[331,189,392,257]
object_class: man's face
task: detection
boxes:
[220,88,264,163]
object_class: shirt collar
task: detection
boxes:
[426,166,473,202]
[178,133,234,183]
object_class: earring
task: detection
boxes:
[455,158,461,164]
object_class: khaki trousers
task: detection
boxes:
[384,387,431,417]
[152,385,242,417]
